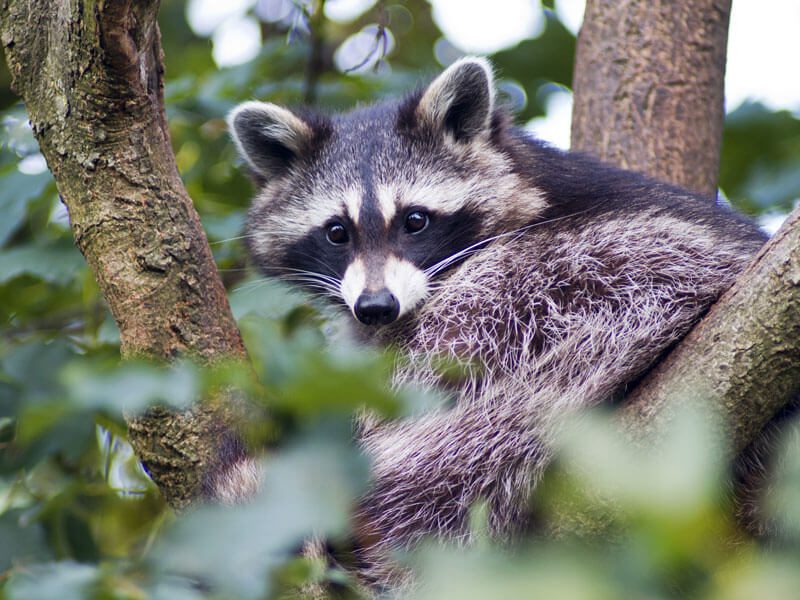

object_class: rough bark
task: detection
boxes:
[0,0,247,509]
[571,0,731,198]
[621,207,800,453]
[571,2,800,454]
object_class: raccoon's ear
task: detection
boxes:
[227,101,312,180]
[416,57,495,142]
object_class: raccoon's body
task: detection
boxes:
[225,58,767,588]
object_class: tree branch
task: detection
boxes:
[1,0,247,509]
[572,0,731,198]
[571,0,800,455]
[621,206,800,452]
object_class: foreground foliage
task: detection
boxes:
[4,287,800,599]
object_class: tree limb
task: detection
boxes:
[1,0,247,509]
[622,206,800,453]
[572,0,800,453]
[572,0,731,198]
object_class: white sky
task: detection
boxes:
[430,0,544,54]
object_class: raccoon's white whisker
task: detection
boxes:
[289,281,342,296]
[287,250,342,280]
[418,232,470,267]
[424,211,594,278]
[424,226,533,277]
[233,269,343,298]
[283,275,341,291]
[271,266,341,281]
[233,278,274,293]
[270,267,342,288]
[424,234,506,277]
[210,234,258,245]
[274,270,344,297]
[279,272,340,287]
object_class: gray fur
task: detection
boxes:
[225,58,767,590]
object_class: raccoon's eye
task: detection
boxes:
[404,211,429,234]
[325,222,349,245]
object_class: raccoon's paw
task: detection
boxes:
[204,456,262,505]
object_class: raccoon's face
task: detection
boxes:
[228,58,546,326]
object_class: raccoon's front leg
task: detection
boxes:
[358,399,545,542]
[351,394,548,590]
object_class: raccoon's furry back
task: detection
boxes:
[224,58,768,591]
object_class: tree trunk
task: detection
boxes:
[572,0,731,198]
[0,0,247,509]
[572,2,800,452]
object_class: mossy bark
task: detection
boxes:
[0,0,247,509]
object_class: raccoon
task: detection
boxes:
[224,57,767,587]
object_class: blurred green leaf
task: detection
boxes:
[5,562,98,600]
[0,241,85,285]
[0,510,53,572]
[60,361,199,414]
[228,278,312,322]
[410,545,620,600]
[0,167,53,247]
[555,404,725,519]
[151,429,368,599]
[1,339,76,399]
[766,420,800,538]
[491,12,576,121]
[721,102,800,215]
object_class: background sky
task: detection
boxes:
[187,0,800,150]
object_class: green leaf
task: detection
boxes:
[555,403,725,520]
[229,278,312,321]
[5,562,98,600]
[766,419,800,538]
[151,429,368,599]
[721,102,800,215]
[1,339,76,399]
[491,12,577,121]
[0,510,53,572]
[0,241,84,285]
[60,361,200,414]
[0,167,53,247]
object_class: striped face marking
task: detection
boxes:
[376,185,398,226]
[383,256,429,317]
[341,259,367,315]
[343,188,363,225]
[340,255,429,319]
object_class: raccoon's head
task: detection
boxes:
[228,57,546,326]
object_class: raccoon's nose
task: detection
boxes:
[354,289,400,326]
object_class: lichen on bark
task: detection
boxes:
[1,0,248,508]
